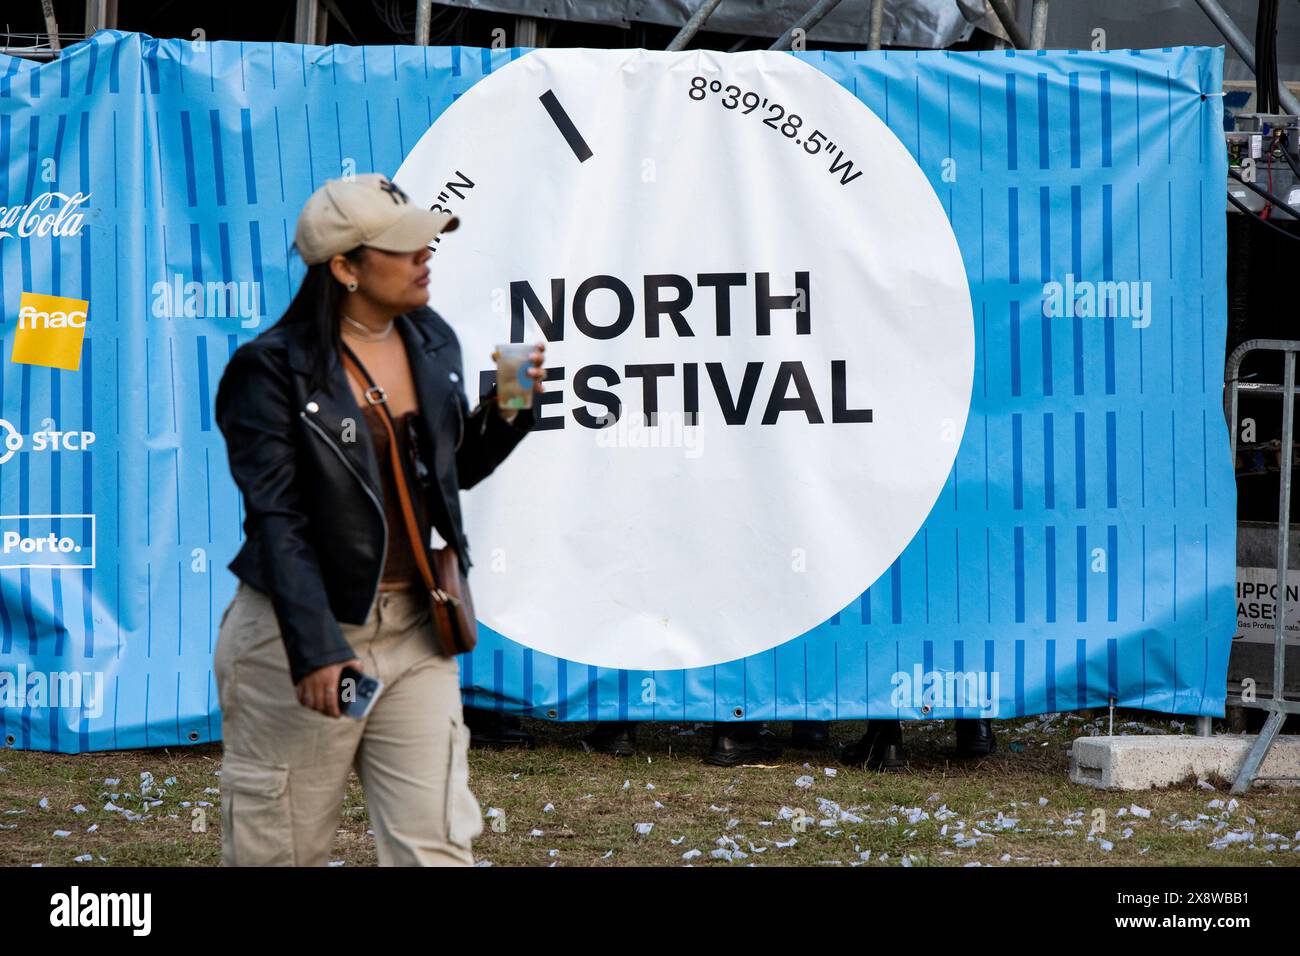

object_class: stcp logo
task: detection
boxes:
[11,291,89,371]
[0,418,96,465]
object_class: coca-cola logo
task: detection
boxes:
[0,191,91,241]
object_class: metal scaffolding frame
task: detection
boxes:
[769,0,848,50]
[0,0,1296,75]
[1195,0,1300,115]
[668,0,724,50]
[5,0,1061,59]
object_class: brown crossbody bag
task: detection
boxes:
[339,347,478,656]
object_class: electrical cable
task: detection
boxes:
[1266,144,1275,216]
[1279,133,1300,180]
[1228,188,1300,241]
[1229,166,1300,220]
[1267,0,1280,112]
[1255,0,1267,112]
[1255,0,1281,113]
[1258,0,1279,113]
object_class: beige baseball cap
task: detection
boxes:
[293,173,459,265]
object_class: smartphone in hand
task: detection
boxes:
[338,666,384,720]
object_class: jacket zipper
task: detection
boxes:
[300,410,388,621]
[455,391,465,450]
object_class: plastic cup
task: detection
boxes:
[493,343,535,410]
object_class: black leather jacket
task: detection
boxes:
[215,305,539,683]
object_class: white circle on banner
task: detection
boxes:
[395,49,973,671]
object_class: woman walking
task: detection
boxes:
[213,173,544,866]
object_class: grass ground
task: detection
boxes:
[1,713,1297,867]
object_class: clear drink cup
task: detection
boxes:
[493,343,535,410]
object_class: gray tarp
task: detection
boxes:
[441,0,1299,81]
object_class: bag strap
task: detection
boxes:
[339,345,461,610]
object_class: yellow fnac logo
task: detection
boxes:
[12,292,89,371]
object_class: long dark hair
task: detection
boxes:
[275,247,367,395]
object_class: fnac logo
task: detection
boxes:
[11,292,88,371]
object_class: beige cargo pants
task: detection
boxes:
[214,580,483,866]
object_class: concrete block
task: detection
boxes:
[1069,734,1300,790]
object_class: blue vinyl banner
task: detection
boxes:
[0,31,1233,751]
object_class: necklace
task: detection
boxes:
[341,314,395,341]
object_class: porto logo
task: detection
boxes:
[0,514,95,569]
[396,49,974,670]
[11,292,89,371]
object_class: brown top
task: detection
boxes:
[359,403,429,591]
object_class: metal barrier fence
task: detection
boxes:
[1225,338,1300,792]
